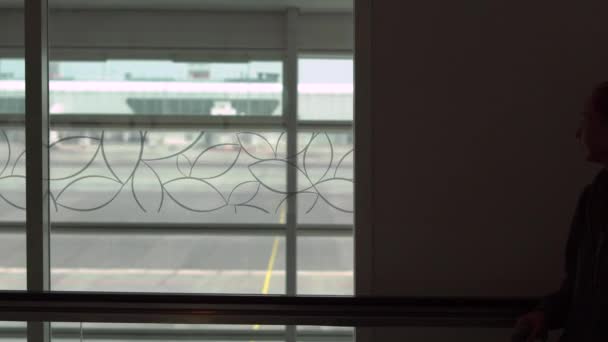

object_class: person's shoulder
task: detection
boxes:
[579,181,594,204]
[585,168,608,201]
[572,170,607,204]
[600,168,608,189]
[599,168,608,181]
[586,169,602,185]
[591,168,608,187]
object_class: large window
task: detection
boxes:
[0,0,355,342]
[0,1,354,340]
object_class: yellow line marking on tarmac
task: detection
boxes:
[279,204,286,224]
[261,238,280,295]
[251,206,285,334]
[251,238,280,332]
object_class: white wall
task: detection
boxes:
[364,0,608,299]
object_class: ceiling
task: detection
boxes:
[0,0,352,12]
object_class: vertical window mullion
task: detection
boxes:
[25,0,50,341]
[284,7,299,298]
[284,7,299,342]
[354,0,373,297]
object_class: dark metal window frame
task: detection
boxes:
[16,2,362,342]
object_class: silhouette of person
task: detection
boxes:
[515,82,608,341]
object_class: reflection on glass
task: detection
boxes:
[51,233,285,293]
[298,58,353,121]
[49,129,286,224]
[297,235,353,295]
[48,60,282,116]
[297,131,353,225]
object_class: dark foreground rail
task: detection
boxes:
[0,291,535,327]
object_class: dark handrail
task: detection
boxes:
[0,291,535,327]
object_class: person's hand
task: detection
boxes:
[513,310,547,341]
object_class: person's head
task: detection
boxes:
[576,82,608,166]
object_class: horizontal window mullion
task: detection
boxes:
[298,224,353,237]
[50,114,285,129]
[0,114,285,129]
[297,120,353,131]
[0,222,353,236]
[0,115,354,130]
[0,114,23,127]
[0,222,286,235]
[49,47,284,62]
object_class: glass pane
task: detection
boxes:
[0,129,25,219]
[0,59,25,114]
[297,326,354,342]
[298,58,353,121]
[49,129,286,224]
[297,131,353,225]
[297,235,353,295]
[0,128,26,291]
[50,323,355,342]
[0,322,26,342]
[48,60,282,116]
[0,229,25,290]
[0,0,25,291]
[52,233,285,293]
[52,323,285,342]
[48,1,291,295]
